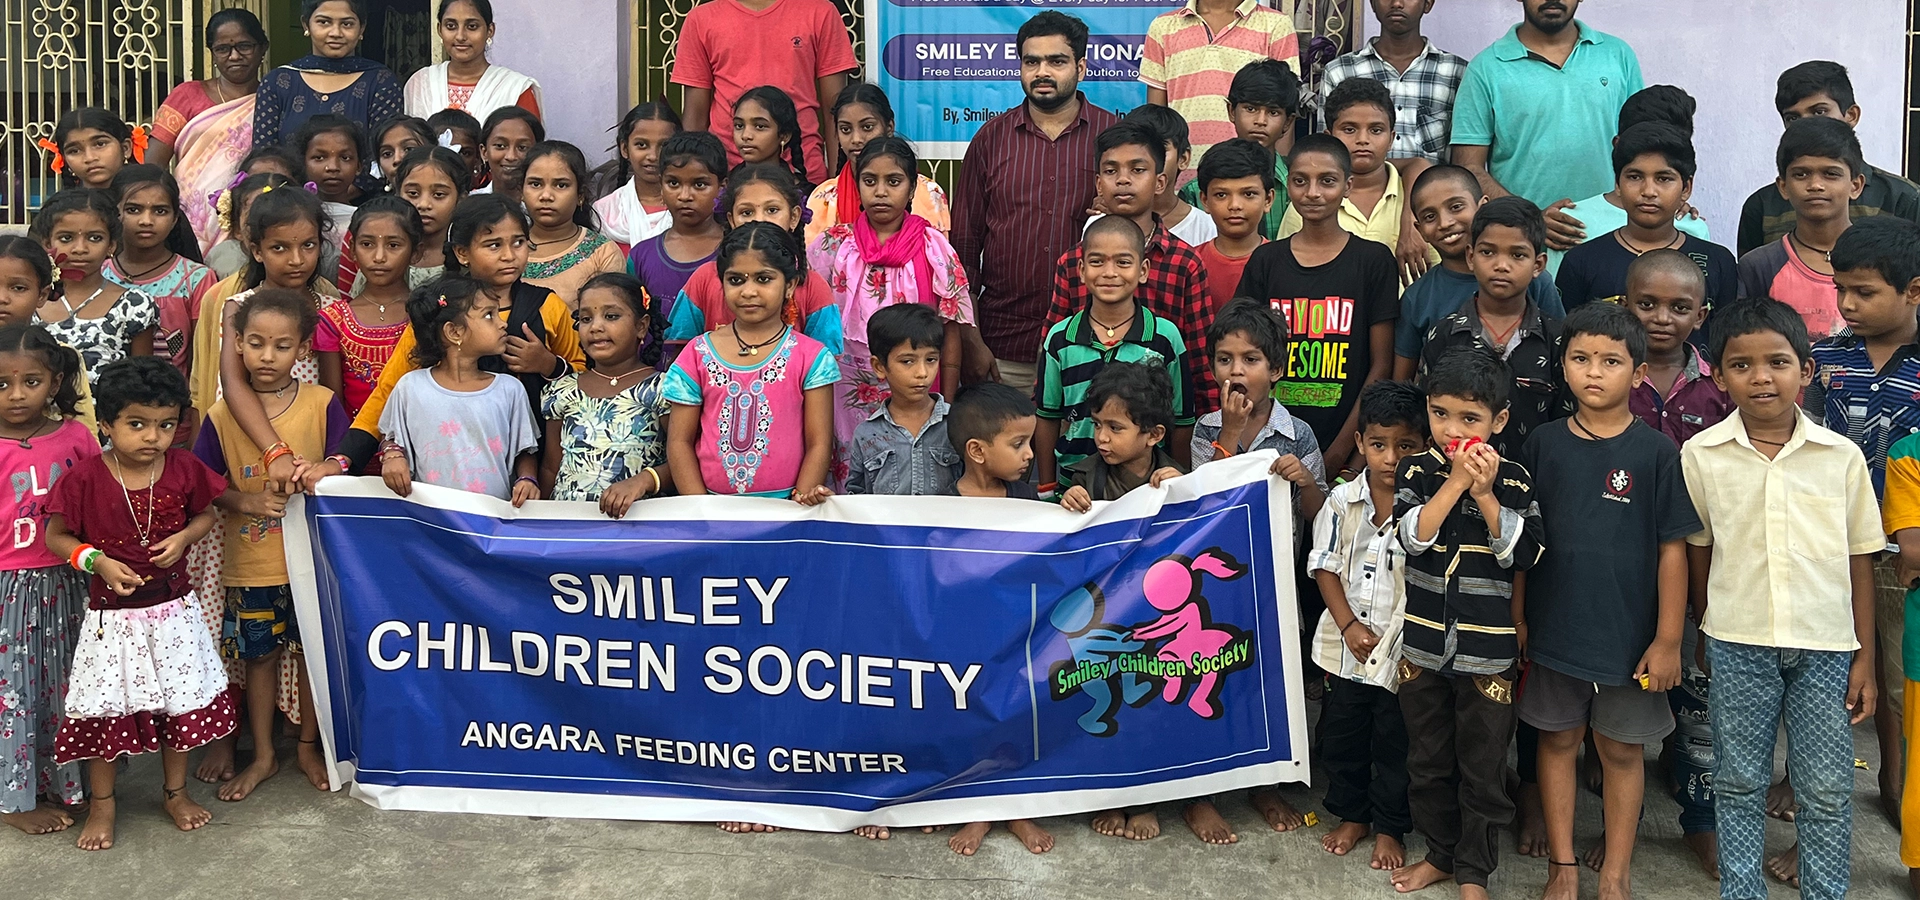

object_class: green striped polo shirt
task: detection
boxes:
[1035,302,1194,473]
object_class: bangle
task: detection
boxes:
[326,454,351,472]
[1338,619,1358,634]
[645,466,662,494]
[68,542,95,571]
[79,548,103,574]
[262,442,293,469]
[515,475,539,487]
[546,355,570,380]
[1212,440,1232,459]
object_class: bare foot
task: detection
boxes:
[74,796,115,851]
[1598,871,1633,900]
[1584,840,1605,872]
[716,822,780,833]
[1092,808,1129,837]
[1,807,74,834]
[194,737,235,783]
[216,755,278,802]
[1006,818,1054,853]
[1683,832,1720,880]
[163,787,212,831]
[1516,781,1548,858]
[1251,788,1306,831]
[948,821,991,855]
[1460,884,1490,900]
[296,740,330,791]
[1323,820,1368,855]
[1391,860,1453,894]
[1765,843,1799,888]
[854,825,890,840]
[1543,861,1579,900]
[919,824,947,833]
[1766,779,1797,821]
[1125,810,1161,841]
[1371,833,1406,870]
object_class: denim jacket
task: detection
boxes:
[846,396,964,496]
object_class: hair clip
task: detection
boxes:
[229,170,250,190]
[259,184,274,194]
[128,128,149,164]
[439,129,462,153]
[436,293,447,307]
[369,161,383,180]
[303,181,319,194]
[712,195,727,216]
[798,205,813,226]
[36,138,65,174]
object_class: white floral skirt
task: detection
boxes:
[54,594,237,762]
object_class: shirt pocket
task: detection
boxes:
[1788,492,1847,561]
[930,445,962,471]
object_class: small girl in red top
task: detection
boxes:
[47,356,232,850]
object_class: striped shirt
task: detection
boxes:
[1316,38,1469,162]
[1804,332,1920,498]
[1043,221,1215,408]
[1138,0,1300,168]
[1035,304,1194,474]
[1394,447,1543,675]
[953,96,1120,365]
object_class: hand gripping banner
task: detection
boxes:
[285,454,1307,829]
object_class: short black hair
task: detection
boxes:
[1016,10,1089,59]
[1324,76,1395,130]
[866,303,945,360]
[1775,60,1854,114]
[1288,133,1350,177]
[1421,348,1510,413]
[1469,195,1546,255]
[1618,85,1696,135]
[1775,115,1866,178]
[1083,214,1146,255]
[1096,122,1165,174]
[1612,122,1696,182]
[1358,380,1427,435]
[1410,164,1481,205]
[1124,104,1190,158]
[1831,216,1920,292]
[1195,139,1276,193]
[1206,297,1286,367]
[94,356,191,424]
[1704,298,1811,367]
[1227,59,1301,114]
[1562,300,1649,368]
[948,382,1036,455]
[1085,362,1174,435]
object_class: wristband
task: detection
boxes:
[515,476,539,487]
[79,548,103,574]
[326,454,351,472]
[1338,619,1358,634]
[1212,440,1232,459]
[68,542,95,571]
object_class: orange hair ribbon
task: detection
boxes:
[35,138,65,174]
[128,127,149,163]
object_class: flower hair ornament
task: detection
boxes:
[209,169,250,217]
[439,129,462,153]
[36,138,65,174]
[436,293,448,307]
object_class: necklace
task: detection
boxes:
[733,324,787,358]
[591,364,650,387]
[1789,232,1835,263]
[109,454,158,547]
[211,77,230,104]
[0,418,51,449]
[1569,413,1627,441]
[1482,313,1523,348]
[115,252,173,282]
[60,285,105,318]
[1615,231,1683,255]
[358,292,403,320]
[1088,310,1136,339]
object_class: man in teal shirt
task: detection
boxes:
[1450,0,1643,250]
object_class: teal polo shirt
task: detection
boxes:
[1451,23,1643,208]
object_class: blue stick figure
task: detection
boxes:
[1049,583,1154,736]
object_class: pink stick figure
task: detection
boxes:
[1129,551,1244,718]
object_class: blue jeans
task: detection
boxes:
[1707,637,1855,900]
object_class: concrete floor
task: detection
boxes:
[1,722,1909,899]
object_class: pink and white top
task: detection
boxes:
[0,419,101,570]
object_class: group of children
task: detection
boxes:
[1,9,1918,900]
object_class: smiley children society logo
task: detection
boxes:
[1047,550,1256,737]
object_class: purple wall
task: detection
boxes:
[488,0,626,166]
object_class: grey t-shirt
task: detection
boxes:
[379,369,539,500]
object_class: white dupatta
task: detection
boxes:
[592,177,675,246]
[403,61,543,122]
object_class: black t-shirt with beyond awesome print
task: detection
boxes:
[1235,235,1399,450]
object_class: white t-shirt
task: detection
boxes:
[379,369,539,499]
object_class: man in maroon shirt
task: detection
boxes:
[953,11,1119,395]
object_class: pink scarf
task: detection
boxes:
[852,212,934,308]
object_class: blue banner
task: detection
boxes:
[287,456,1306,828]
[867,0,1162,157]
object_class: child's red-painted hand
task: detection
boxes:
[147,531,193,569]
[1060,484,1093,513]
[94,555,143,595]
[1847,653,1877,724]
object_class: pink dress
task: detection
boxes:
[105,255,212,378]
[661,329,841,497]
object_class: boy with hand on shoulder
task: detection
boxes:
[1281,76,1435,282]
[1517,302,1699,900]
[1391,348,1544,900]
[1395,165,1565,381]
[1555,123,1736,312]
[1237,135,1398,476]
[1416,196,1571,457]
[1682,298,1881,900]
[1035,216,1194,498]
[1193,140,1275,318]
[1308,379,1427,871]
[1124,105,1216,247]
[1060,363,1185,513]
[845,304,963,496]
[1628,249,1731,447]
[1737,116,1866,342]
[1179,59,1300,240]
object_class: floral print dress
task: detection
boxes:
[38,287,160,384]
[541,371,671,502]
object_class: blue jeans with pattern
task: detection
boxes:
[1707,636,1854,900]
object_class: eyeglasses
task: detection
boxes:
[211,41,261,57]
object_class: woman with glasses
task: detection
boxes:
[147,8,269,253]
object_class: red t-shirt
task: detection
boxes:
[669,0,857,184]
[49,449,226,610]
[1197,239,1262,321]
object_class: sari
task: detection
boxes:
[172,94,257,254]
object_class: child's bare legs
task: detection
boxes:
[1183,799,1236,844]
[194,731,235,783]
[294,656,329,790]
[75,758,116,850]
[1590,733,1645,900]
[948,821,991,854]
[1536,725,1583,900]
[1251,786,1306,831]
[1,797,75,834]
[218,650,280,801]
[161,745,212,831]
